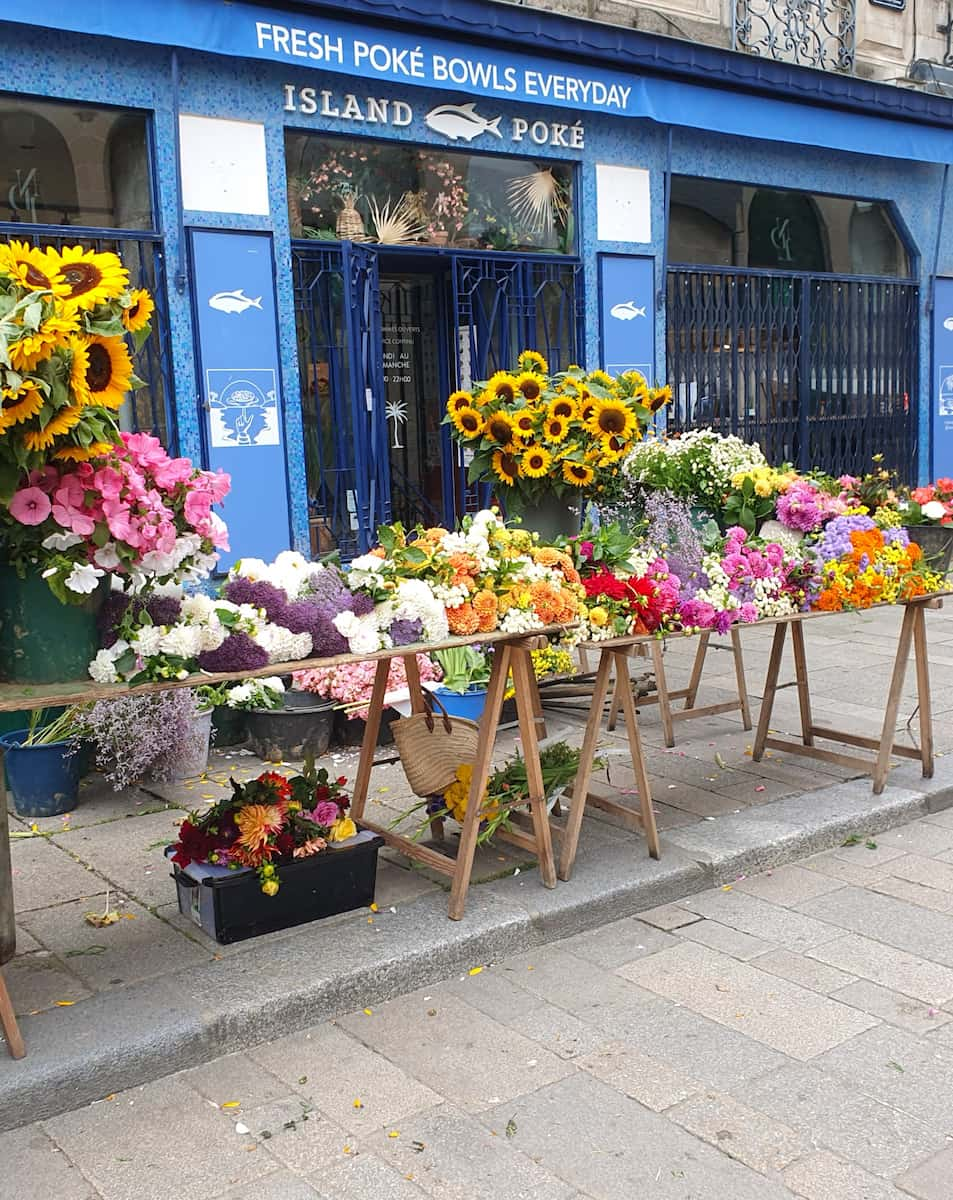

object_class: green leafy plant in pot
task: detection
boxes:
[0,707,90,819]
[433,646,492,721]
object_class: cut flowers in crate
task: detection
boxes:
[170,762,358,895]
[901,478,953,525]
[444,351,671,509]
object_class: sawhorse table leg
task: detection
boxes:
[0,750,25,1059]
[558,646,660,881]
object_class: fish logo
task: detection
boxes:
[209,289,263,315]
[944,316,953,332]
[424,102,502,143]
[609,301,647,321]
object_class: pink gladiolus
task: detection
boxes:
[9,486,52,526]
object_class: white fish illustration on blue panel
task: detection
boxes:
[943,316,953,331]
[609,301,647,321]
[209,289,263,315]
[424,103,502,142]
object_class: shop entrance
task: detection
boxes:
[291,241,582,556]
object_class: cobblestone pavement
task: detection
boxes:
[6,807,953,1199]
[7,604,953,1028]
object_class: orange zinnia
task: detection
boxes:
[447,602,480,635]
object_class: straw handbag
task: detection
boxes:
[392,690,480,797]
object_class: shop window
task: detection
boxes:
[285,132,575,255]
[668,176,909,278]
[0,95,152,230]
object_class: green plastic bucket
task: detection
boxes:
[0,563,105,684]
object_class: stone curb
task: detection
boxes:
[1,756,951,1131]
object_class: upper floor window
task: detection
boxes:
[285,132,575,255]
[668,175,910,277]
[0,95,152,231]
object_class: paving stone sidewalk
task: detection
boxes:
[7,807,953,1200]
[7,604,953,1029]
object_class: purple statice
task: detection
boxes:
[97,592,183,648]
[388,617,424,646]
[197,631,269,673]
[222,577,289,623]
[811,514,877,563]
[84,688,202,791]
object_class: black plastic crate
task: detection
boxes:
[167,830,384,944]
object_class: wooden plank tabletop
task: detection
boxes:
[0,626,573,713]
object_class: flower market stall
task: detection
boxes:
[0,277,950,1063]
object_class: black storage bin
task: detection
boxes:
[167,831,383,944]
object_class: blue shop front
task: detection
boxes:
[5,0,953,563]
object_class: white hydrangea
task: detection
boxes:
[88,640,129,684]
[346,554,387,592]
[392,578,450,643]
[333,610,385,656]
[272,550,311,598]
[181,593,217,622]
[254,623,312,664]
[131,625,165,658]
[158,623,206,659]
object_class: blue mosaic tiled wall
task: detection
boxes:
[2,18,946,548]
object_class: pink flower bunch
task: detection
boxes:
[776,480,843,533]
[911,479,953,524]
[294,654,442,720]
[4,433,230,597]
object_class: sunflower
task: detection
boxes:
[79,335,134,409]
[544,415,569,444]
[23,427,57,452]
[491,449,519,487]
[598,435,628,462]
[588,398,636,440]
[121,288,155,333]
[54,246,129,311]
[620,370,647,391]
[649,385,673,413]
[511,408,538,439]
[586,369,615,389]
[474,389,495,410]
[0,380,44,427]
[562,461,595,488]
[521,445,552,478]
[8,313,79,373]
[452,405,484,439]
[0,240,68,297]
[486,372,519,404]
[547,397,576,422]
[43,404,85,437]
[447,390,474,415]
[514,371,544,402]
[517,349,548,374]
[54,441,114,463]
[578,397,599,426]
[484,411,517,447]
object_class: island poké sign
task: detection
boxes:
[282,85,586,150]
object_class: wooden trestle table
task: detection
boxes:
[0,625,569,1059]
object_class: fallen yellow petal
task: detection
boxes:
[468,966,483,976]
[353,1099,363,1109]
[388,1130,400,1138]
[369,903,379,913]
[363,1007,373,1016]
[222,1101,241,1109]
[55,1000,75,1007]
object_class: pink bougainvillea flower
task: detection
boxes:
[9,486,52,526]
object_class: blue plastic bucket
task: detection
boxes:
[433,687,488,722]
[0,730,83,818]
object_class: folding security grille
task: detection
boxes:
[666,266,919,482]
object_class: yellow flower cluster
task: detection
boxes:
[729,466,796,498]
[0,239,154,473]
[445,351,672,498]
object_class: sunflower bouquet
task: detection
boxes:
[444,351,671,509]
[0,239,154,495]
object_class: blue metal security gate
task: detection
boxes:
[0,224,176,449]
[666,266,919,481]
[451,253,583,511]
[291,240,390,557]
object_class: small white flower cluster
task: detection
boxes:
[224,677,285,709]
[623,430,767,505]
[500,606,540,634]
[229,549,312,598]
[346,554,388,593]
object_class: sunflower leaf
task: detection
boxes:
[83,315,124,337]
[132,324,152,353]
[22,300,42,331]
[128,373,147,392]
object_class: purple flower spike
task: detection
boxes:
[197,631,269,673]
